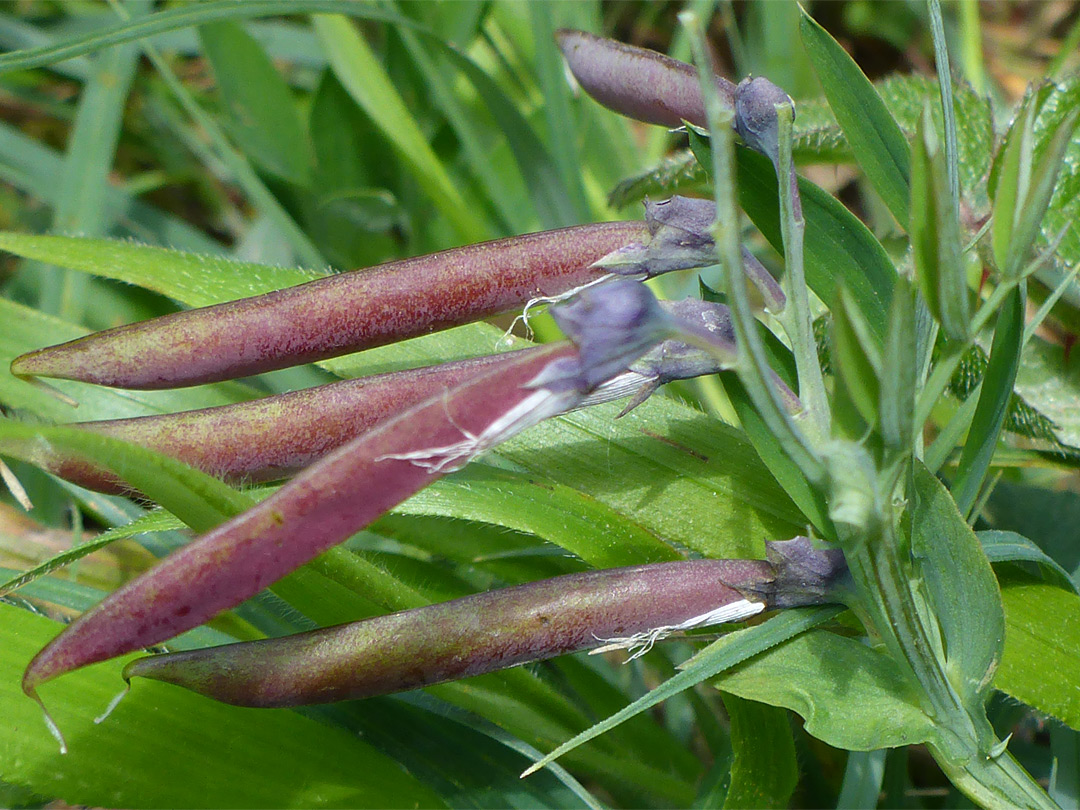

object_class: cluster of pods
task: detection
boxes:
[10,29,848,742]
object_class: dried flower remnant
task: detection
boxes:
[598,196,785,312]
[735,76,802,219]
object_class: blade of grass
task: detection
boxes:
[104,0,326,268]
[951,285,1025,519]
[927,0,960,216]
[798,7,911,225]
[313,14,487,244]
[0,1,416,74]
[527,3,590,224]
[521,606,842,777]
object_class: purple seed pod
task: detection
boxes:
[22,344,581,694]
[598,197,785,312]
[555,29,735,129]
[10,222,647,390]
[31,351,536,494]
[19,301,739,495]
[119,537,847,708]
[121,558,775,707]
[23,285,682,695]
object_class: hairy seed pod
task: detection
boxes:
[123,559,775,707]
[28,299,740,495]
[33,351,534,494]
[22,344,586,695]
[11,222,646,389]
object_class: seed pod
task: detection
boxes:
[23,278,685,695]
[11,222,646,390]
[21,299,742,494]
[21,344,584,695]
[122,558,775,707]
[33,351,533,494]
[556,29,735,129]
[120,537,848,708]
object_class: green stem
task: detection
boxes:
[682,13,824,485]
[931,741,1061,810]
[775,104,830,442]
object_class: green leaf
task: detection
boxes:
[722,374,833,538]
[0,232,324,308]
[1027,75,1080,288]
[0,603,444,809]
[399,464,680,568]
[431,36,581,231]
[991,81,1080,279]
[985,480,1080,580]
[910,104,969,341]
[720,694,798,810]
[798,7,911,225]
[385,26,526,234]
[978,529,1079,595]
[198,21,312,186]
[526,3,590,224]
[912,463,1004,709]
[880,276,917,454]
[951,285,1025,519]
[991,95,1035,276]
[713,629,934,751]
[43,3,143,321]
[836,750,887,810]
[830,286,883,428]
[995,571,1080,731]
[1010,331,1080,451]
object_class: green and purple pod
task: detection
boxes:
[32,351,532,494]
[26,298,746,495]
[121,538,847,708]
[556,29,735,130]
[23,280,679,696]
[10,222,645,389]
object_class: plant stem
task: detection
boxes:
[682,13,824,485]
[774,103,830,441]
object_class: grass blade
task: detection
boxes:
[798,7,911,225]
[314,14,487,244]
